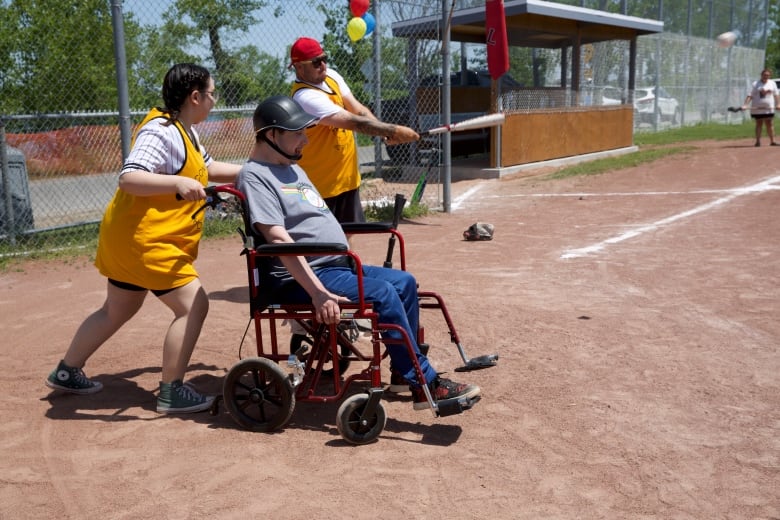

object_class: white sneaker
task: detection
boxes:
[287,319,308,335]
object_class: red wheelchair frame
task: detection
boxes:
[203,185,495,444]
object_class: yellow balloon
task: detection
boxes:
[347,17,367,41]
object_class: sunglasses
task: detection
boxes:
[302,55,328,68]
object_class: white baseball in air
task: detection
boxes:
[716,31,737,48]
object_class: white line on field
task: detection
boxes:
[451,184,485,211]
[560,175,780,260]
[485,188,768,198]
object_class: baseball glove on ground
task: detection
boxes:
[463,222,495,241]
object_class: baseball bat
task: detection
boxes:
[411,164,431,205]
[421,113,505,136]
[727,106,744,112]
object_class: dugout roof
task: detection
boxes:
[391,0,664,48]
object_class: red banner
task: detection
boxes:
[486,0,509,81]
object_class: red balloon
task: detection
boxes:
[350,0,369,18]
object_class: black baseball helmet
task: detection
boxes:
[253,95,318,135]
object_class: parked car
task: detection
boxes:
[379,69,522,164]
[599,86,624,105]
[582,85,626,106]
[634,86,680,124]
[419,69,523,89]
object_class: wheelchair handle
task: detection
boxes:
[181,184,244,220]
[383,193,406,268]
[391,193,406,229]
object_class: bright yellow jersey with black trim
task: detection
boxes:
[291,76,360,199]
[94,109,208,291]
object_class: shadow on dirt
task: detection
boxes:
[208,285,249,304]
[208,387,465,446]
[42,363,224,425]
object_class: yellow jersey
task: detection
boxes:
[94,109,208,290]
[291,76,360,199]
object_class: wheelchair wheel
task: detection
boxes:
[223,357,294,432]
[336,394,387,445]
[290,333,351,377]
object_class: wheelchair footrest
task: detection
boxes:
[454,354,499,372]
[435,394,481,417]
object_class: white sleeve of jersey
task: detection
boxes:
[120,119,211,175]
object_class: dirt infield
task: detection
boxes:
[2,139,779,519]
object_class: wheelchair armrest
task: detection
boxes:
[248,242,368,312]
[255,242,349,255]
[341,222,394,233]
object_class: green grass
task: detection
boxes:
[545,145,696,180]
[0,213,244,271]
[364,200,428,221]
[634,120,752,146]
[546,120,752,180]
[0,223,100,269]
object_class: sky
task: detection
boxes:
[123,0,330,60]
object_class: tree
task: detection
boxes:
[132,23,200,111]
[316,1,374,104]
[0,0,142,115]
[230,45,290,103]
[766,1,780,73]
[159,0,285,106]
[312,0,446,106]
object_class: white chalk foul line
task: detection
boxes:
[560,175,780,260]
[451,184,485,211]
[487,189,748,198]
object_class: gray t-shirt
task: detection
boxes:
[236,159,349,282]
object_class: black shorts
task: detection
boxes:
[751,113,775,120]
[108,278,175,297]
[324,188,365,223]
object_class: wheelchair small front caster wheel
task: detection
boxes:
[336,393,387,445]
[223,357,295,432]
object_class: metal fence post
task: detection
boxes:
[0,118,16,245]
[441,0,452,213]
[111,0,132,161]
[372,0,384,175]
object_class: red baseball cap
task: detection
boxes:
[289,37,324,68]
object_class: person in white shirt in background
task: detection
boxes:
[742,68,780,147]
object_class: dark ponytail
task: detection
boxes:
[161,63,211,118]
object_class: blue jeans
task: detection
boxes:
[316,265,437,386]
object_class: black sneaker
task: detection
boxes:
[45,360,103,394]
[412,376,480,411]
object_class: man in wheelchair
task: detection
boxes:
[235,95,481,411]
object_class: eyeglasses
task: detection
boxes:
[301,55,328,68]
[201,89,219,102]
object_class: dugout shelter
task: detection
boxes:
[392,0,664,176]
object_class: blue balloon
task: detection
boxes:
[362,12,375,36]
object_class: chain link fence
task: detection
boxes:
[0,0,769,254]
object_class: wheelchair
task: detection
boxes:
[200,185,497,444]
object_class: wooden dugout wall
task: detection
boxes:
[497,106,635,167]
